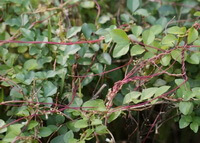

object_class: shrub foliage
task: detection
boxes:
[0,0,200,142]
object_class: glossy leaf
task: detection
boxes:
[131,25,143,37]
[154,86,170,97]
[130,45,145,56]
[123,91,141,104]
[24,59,38,71]
[82,73,94,86]
[39,127,53,137]
[141,88,158,100]
[162,34,177,47]
[67,26,81,38]
[0,119,7,133]
[190,122,199,133]
[110,29,129,43]
[20,28,35,40]
[63,130,74,143]
[160,54,171,66]
[91,119,102,125]
[135,9,149,17]
[74,119,88,128]
[187,27,198,44]
[112,43,130,58]
[179,116,190,129]
[150,25,163,35]
[108,111,121,123]
[98,53,112,65]
[82,99,106,111]
[179,102,194,115]
[194,11,200,16]
[167,26,186,35]
[43,81,57,97]
[64,45,81,55]
[91,63,103,74]
[80,1,95,9]
[142,30,155,45]
[187,53,200,64]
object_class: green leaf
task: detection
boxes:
[0,89,4,103]
[142,30,155,45]
[82,99,106,111]
[127,0,140,13]
[156,17,168,28]
[192,116,200,125]
[91,63,103,74]
[67,26,81,38]
[160,55,171,66]
[179,102,194,115]
[167,26,186,35]
[171,49,184,63]
[27,121,39,130]
[192,87,200,99]
[162,34,177,47]
[108,111,121,123]
[24,59,38,71]
[55,115,65,124]
[48,20,52,41]
[179,116,190,129]
[43,81,57,97]
[51,135,65,143]
[77,58,92,65]
[5,18,21,27]
[187,53,200,64]
[120,13,130,23]
[10,87,23,98]
[143,52,154,59]
[135,8,149,17]
[112,43,130,58]
[64,45,81,55]
[91,119,102,126]
[20,28,35,40]
[190,122,199,133]
[98,15,110,24]
[153,79,167,87]
[175,79,190,90]
[150,25,163,35]
[83,128,94,140]
[39,127,53,137]
[194,11,200,16]
[154,86,170,97]
[97,53,112,65]
[82,23,96,39]
[17,46,28,53]
[158,5,175,16]
[82,73,94,86]
[74,119,88,128]
[123,91,141,104]
[131,25,143,37]
[80,1,95,9]
[130,45,145,56]
[0,119,7,133]
[95,125,108,134]
[16,106,29,116]
[110,29,129,43]
[141,87,158,100]
[110,29,130,58]
[63,130,74,143]
[3,124,23,142]
[187,27,198,44]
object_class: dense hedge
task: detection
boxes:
[0,0,200,142]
